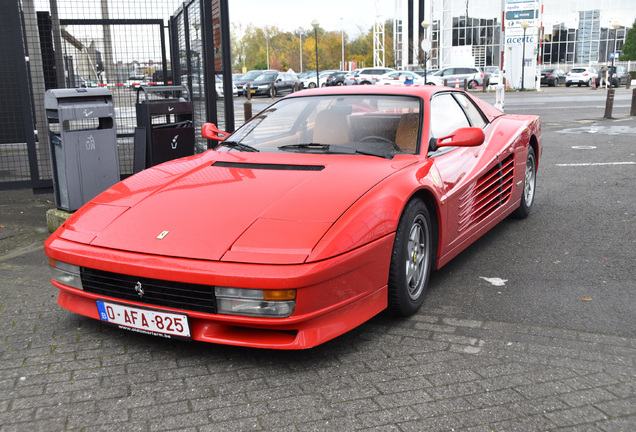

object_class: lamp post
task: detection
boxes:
[340,18,345,71]
[611,21,620,86]
[298,28,303,72]
[520,20,529,91]
[312,20,320,87]
[421,20,431,84]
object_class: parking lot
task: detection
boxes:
[1,85,635,431]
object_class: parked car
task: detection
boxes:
[182,74,238,99]
[540,68,566,86]
[426,67,484,88]
[353,67,395,85]
[375,71,425,86]
[234,70,272,95]
[243,71,299,97]
[125,76,145,89]
[46,85,542,350]
[300,70,338,89]
[596,66,629,87]
[324,71,348,86]
[565,67,596,87]
[480,66,500,86]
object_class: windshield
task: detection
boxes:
[255,73,278,82]
[220,95,422,158]
[242,71,262,80]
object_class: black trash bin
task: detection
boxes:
[134,85,195,171]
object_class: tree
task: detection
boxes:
[619,19,636,61]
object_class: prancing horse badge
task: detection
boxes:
[156,231,169,239]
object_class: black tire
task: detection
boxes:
[268,87,276,98]
[511,147,536,219]
[586,79,592,87]
[336,81,343,86]
[388,199,433,316]
[468,80,477,89]
[308,82,316,89]
[566,82,571,87]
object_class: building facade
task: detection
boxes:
[395,0,635,72]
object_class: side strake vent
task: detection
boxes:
[212,161,324,171]
[458,154,515,233]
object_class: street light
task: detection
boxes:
[421,20,431,84]
[520,20,529,91]
[340,18,345,71]
[611,21,621,87]
[312,20,320,87]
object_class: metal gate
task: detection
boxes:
[1,0,233,192]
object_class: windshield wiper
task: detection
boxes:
[217,141,260,152]
[278,143,388,158]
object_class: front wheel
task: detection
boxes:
[586,78,592,87]
[388,199,433,316]
[511,147,536,219]
[308,82,316,89]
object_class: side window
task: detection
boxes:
[430,93,470,139]
[453,94,487,129]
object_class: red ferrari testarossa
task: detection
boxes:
[45,85,541,349]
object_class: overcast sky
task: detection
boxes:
[227,0,396,39]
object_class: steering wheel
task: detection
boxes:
[360,135,402,152]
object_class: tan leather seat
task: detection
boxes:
[313,109,351,145]
[394,113,420,153]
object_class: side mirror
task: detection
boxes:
[201,123,228,142]
[437,127,485,148]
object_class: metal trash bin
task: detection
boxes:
[134,85,194,170]
[44,88,120,212]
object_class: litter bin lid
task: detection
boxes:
[45,88,112,109]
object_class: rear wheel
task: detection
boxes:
[586,78,592,87]
[566,82,571,87]
[512,147,536,219]
[388,199,433,316]
[468,80,477,89]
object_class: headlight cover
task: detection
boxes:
[49,259,83,290]
[215,287,296,318]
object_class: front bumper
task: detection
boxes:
[45,234,393,349]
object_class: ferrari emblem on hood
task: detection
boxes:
[156,231,169,239]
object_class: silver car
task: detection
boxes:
[427,67,483,88]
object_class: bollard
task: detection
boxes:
[444,79,448,87]
[627,74,632,90]
[244,100,253,122]
[246,83,251,100]
[463,78,467,90]
[603,89,615,119]
[631,88,636,116]
[483,76,489,92]
[494,84,505,112]
[293,82,299,93]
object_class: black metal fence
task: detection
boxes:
[1,0,231,191]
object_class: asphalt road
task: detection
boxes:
[424,86,636,338]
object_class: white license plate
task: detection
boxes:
[96,300,191,339]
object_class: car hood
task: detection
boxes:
[59,151,417,264]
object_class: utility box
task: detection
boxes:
[135,85,194,170]
[44,88,120,212]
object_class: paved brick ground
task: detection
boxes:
[1,256,635,431]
